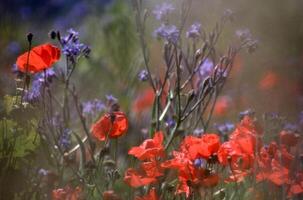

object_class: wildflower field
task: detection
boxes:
[1,0,303,199]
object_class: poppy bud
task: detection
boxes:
[49,30,57,39]
[27,33,33,43]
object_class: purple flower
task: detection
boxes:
[61,29,90,59]
[199,58,214,78]
[165,118,176,129]
[186,23,201,38]
[154,24,179,44]
[23,78,43,102]
[106,94,118,104]
[214,122,234,136]
[23,69,56,102]
[193,128,204,137]
[82,99,105,116]
[152,2,175,21]
[59,128,71,151]
[194,158,207,168]
[138,69,148,81]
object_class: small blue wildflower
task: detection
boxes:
[23,69,56,102]
[199,58,214,78]
[194,158,207,168]
[165,118,176,129]
[186,23,201,38]
[59,128,71,151]
[61,28,90,59]
[193,128,204,137]
[214,122,234,136]
[138,69,148,81]
[152,2,175,21]
[106,94,118,104]
[154,24,179,44]
[24,78,43,102]
[82,99,105,116]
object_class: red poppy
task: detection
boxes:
[135,188,159,200]
[16,43,61,73]
[259,71,279,90]
[124,168,157,188]
[128,131,165,160]
[213,96,232,117]
[132,88,155,114]
[91,111,128,141]
[52,186,81,200]
[180,134,220,160]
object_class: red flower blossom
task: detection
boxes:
[17,43,61,73]
[124,168,157,188]
[180,134,220,160]
[128,131,165,160]
[259,71,279,90]
[52,186,81,200]
[132,88,155,114]
[91,111,128,141]
[213,96,232,117]
[135,188,159,200]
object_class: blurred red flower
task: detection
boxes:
[91,111,128,141]
[52,186,81,200]
[259,71,279,90]
[16,43,60,73]
[124,168,157,188]
[213,96,232,117]
[132,88,155,114]
[128,131,165,160]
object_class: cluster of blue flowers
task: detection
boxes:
[24,69,56,102]
[82,99,105,117]
[61,29,90,59]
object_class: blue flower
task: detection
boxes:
[194,158,207,168]
[61,28,90,59]
[106,94,118,104]
[23,69,56,102]
[153,2,175,21]
[154,24,179,44]
[214,122,234,136]
[193,128,204,137]
[59,128,71,151]
[138,69,148,81]
[165,118,176,129]
[186,23,201,38]
[199,58,214,78]
[82,99,105,116]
